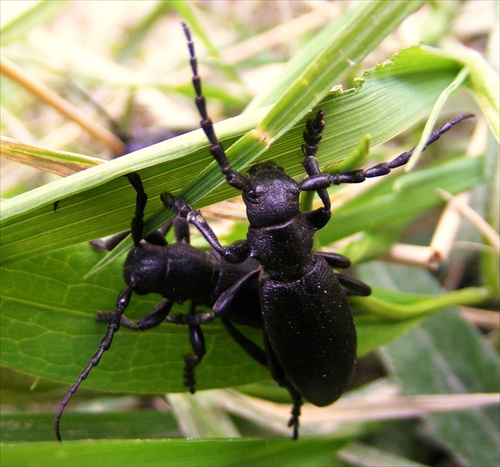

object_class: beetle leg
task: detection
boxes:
[304,205,332,230]
[221,318,267,367]
[91,228,169,251]
[183,301,206,393]
[222,319,303,439]
[335,273,372,296]
[96,298,173,330]
[212,269,259,316]
[264,332,303,440]
[167,269,259,326]
[317,251,351,269]
[91,230,130,251]
[172,216,190,243]
[317,252,371,295]
[287,384,303,440]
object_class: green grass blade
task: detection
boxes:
[257,1,425,140]
[1,45,472,265]
[0,437,351,467]
[1,136,102,176]
[0,1,70,46]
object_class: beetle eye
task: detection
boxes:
[244,188,261,204]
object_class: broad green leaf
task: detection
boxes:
[0,243,488,396]
[360,262,499,467]
[0,243,268,393]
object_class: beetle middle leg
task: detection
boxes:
[168,269,259,327]
[318,252,371,296]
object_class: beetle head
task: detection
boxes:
[242,162,301,227]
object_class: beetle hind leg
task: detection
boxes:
[287,385,303,440]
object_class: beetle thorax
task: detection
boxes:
[123,242,167,295]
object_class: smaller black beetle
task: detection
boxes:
[54,168,369,441]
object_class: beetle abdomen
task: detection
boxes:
[260,256,356,406]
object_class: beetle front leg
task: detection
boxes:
[161,192,249,263]
[301,109,331,213]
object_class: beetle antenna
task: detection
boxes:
[355,113,475,181]
[181,22,252,192]
[299,113,474,191]
[54,284,134,441]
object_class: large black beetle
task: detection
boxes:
[163,22,473,438]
